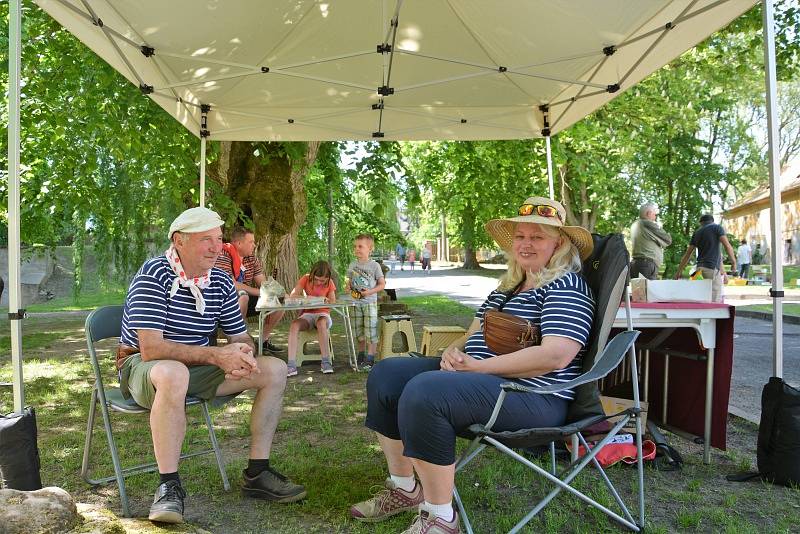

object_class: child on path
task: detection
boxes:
[286,261,337,377]
[347,234,386,368]
[421,243,432,273]
[407,249,416,271]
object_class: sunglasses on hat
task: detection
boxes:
[518,203,562,222]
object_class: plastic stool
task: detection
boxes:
[378,315,417,359]
[420,325,467,356]
[296,328,334,367]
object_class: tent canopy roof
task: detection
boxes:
[35,0,755,141]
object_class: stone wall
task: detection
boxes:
[0,247,55,307]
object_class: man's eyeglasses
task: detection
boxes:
[518,203,562,221]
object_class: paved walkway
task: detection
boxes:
[386,263,800,424]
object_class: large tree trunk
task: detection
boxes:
[558,162,597,232]
[210,141,320,291]
[460,202,481,269]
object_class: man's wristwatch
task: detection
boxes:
[238,289,248,297]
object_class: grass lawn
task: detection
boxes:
[27,287,128,313]
[738,303,800,317]
[1,296,799,533]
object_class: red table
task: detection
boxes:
[609,302,734,463]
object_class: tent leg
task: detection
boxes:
[200,136,207,208]
[545,135,555,200]
[199,105,210,207]
[8,0,24,413]
[761,0,784,378]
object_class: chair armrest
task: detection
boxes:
[500,382,535,393]
[503,330,641,395]
[483,330,639,432]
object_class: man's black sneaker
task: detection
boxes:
[242,467,307,503]
[148,480,186,523]
[262,339,284,353]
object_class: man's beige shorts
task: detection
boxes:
[698,267,723,303]
[119,354,225,409]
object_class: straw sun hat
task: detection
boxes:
[485,196,594,261]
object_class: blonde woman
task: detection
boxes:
[350,197,596,534]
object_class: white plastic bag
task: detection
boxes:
[256,276,286,309]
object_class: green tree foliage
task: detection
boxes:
[1,2,219,291]
[403,140,545,268]
[774,0,800,81]
[297,141,405,283]
[603,14,771,275]
[0,4,318,296]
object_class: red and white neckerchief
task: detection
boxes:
[165,245,212,314]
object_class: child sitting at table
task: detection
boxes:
[286,261,337,377]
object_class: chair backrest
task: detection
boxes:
[85,305,124,344]
[84,305,125,394]
[566,233,630,423]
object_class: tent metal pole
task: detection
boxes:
[199,106,209,207]
[541,106,555,199]
[8,0,25,412]
[545,136,555,200]
[761,0,783,378]
[200,137,207,208]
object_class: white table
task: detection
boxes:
[256,301,359,370]
[613,303,731,464]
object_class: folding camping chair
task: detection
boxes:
[454,234,646,533]
[80,305,237,517]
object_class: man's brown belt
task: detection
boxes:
[116,344,139,369]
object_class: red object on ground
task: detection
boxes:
[571,439,657,468]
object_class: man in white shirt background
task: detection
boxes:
[737,239,752,279]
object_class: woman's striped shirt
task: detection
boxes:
[120,256,248,349]
[464,271,595,400]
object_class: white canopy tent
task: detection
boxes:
[6,0,783,419]
[31,0,756,142]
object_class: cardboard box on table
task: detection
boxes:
[630,278,712,303]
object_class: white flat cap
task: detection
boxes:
[168,206,224,239]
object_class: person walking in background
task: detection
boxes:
[737,239,752,279]
[675,213,737,303]
[421,243,432,274]
[753,243,764,265]
[407,249,416,271]
[395,242,406,271]
[629,203,672,280]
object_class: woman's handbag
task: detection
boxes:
[482,281,541,354]
[483,310,541,354]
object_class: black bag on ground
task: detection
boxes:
[0,406,43,490]
[756,377,800,486]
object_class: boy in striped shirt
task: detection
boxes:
[215,226,284,353]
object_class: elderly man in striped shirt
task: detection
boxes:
[117,207,305,524]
